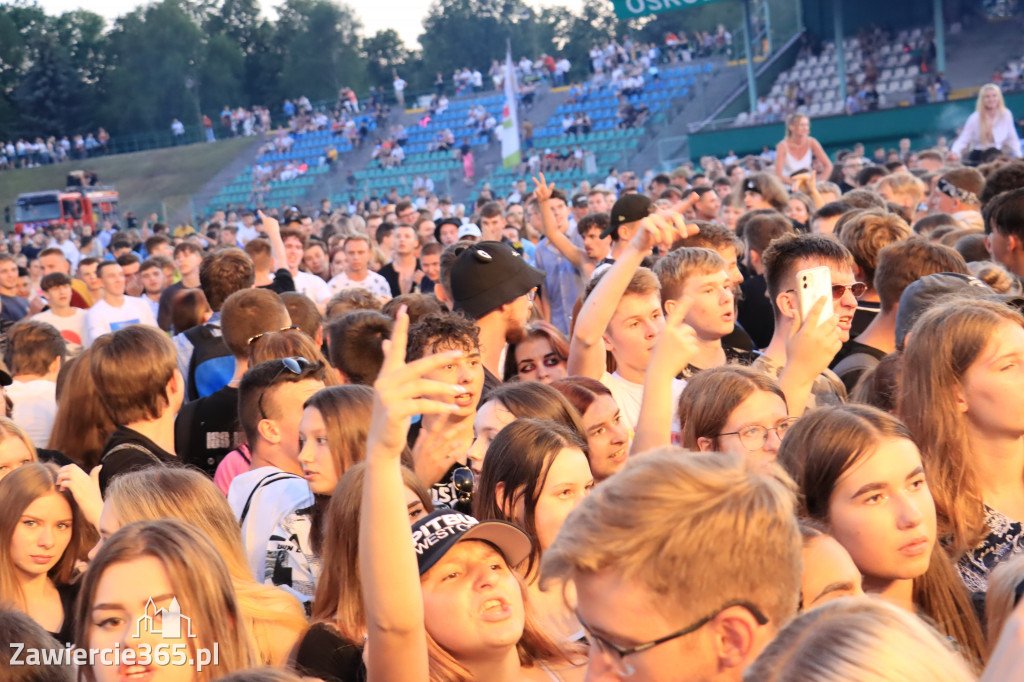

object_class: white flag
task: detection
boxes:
[500,49,521,169]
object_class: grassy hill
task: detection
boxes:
[1,137,255,228]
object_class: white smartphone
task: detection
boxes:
[796,266,834,326]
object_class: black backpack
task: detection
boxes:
[184,323,234,401]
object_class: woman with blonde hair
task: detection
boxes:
[0,462,88,645]
[898,299,1024,596]
[295,462,432,682]
[99,468,308,665]
[744,597,977,682]
[779,405,986,667]
[775,113,833,183]
[952,83,1021,162]
[0,416,36,480]
[75,518,257,681]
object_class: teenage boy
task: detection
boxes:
[84,262,158,345]
[984,187,1024,281]
[175,288,291,476]
[568,211,693,427]
[138,258,167,320]
[404,312,484,505]
[228,357,326,606]
[450,241,546,381]
[93,325,184,494]
[173,247,255,401]
[32,273,86,355]
[329,234,392,299]
[836,210,912,336]
[541,449,801,682]
[928,166,985,230]
[529,187,578,334]
[739,212,794,349]
[378,224,422,297]
[0,255,28,323]
[418,241,443,295]
[755,233,860,414]
[692,186,722,222]
[533,175,609,281]
[327,310,392,385]
[37,247,91,308]
[6,320,65,448]
[831,238,968,392]
[280,225,332,306]
[77,257,103,305]
[157,242,203,331]
[652,247,754,377]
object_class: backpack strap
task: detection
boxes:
[239,472,301,526]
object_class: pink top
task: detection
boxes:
[214,444,252,496]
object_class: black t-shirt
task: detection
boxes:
[49,581,80,646]
[98,426,179,496]
[378,261,420,298]
[174,385,242,477]
[738,273,775,350]
[850,302,880,338]
[679,347,757,380]
[829,339,888,393]
[293,623,366,682]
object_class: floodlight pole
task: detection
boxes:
[834,0,847,105]
[742,0,758,113]
[934,0,946,73]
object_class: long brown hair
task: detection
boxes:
[74,519,258,681]
[473,418,589,577]
[0,463,86,609]
[898,299,1024,557]
[311,462,432,641]
[106,469,308,665]
[48,349,116,469]
[479,382,585,436]
[777,405,986,667]
[678,366,787,451]
[503,321,570,382]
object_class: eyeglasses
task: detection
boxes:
[256,356,317,422]
[718,417,800,451]
[452,466,475,506]
[786,282,867,300]
[248,325,300,346]
[578,600,769,677]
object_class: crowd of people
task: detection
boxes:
[0,131,112,169]
[11,73,1024,682]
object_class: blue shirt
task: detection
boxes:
[534,238,581,336]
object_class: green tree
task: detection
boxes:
[276,0,367,103]
[11,32,85,137]
[363,29,410,90]
[200,33,246,114]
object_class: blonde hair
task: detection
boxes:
[0,416,37,463]
[785,113,809,140]
[744,597,976,682]
[977,83,1007,146]
[106,469,307,665]
[985,553,1024,655]
[898,298,1024,557]
[652,247,727,304]
[74,519,258,680]
[875,172,927,209]
[541,448,802,628]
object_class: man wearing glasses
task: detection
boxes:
[228,356,325,609]
[752,234,861,415]
[541,449,800,681]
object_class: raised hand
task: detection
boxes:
[56,463,103,528]
[257,210,280,234]
[369,306,465,457]
[630,211,699,254]
[532,173,555,203]
[410,413,471,486]
[651,297,699,376]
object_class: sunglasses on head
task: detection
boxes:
[936,177,979,204]
[248,325,300,346]
[256,356,319,421]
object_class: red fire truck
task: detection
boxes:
[14,173,119,235]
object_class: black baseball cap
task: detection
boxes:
[451,241,546,319]
[411,509,532,575]
[604,194,652,239]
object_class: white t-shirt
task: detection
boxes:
[601,371,686,433]
[84,296,158,346]
[292,270,332,304]
[328,271,392,299]
[228,466,316,604]
[32,309,86,355]
[7,379,57,449]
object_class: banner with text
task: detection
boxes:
[612,0,729,20]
